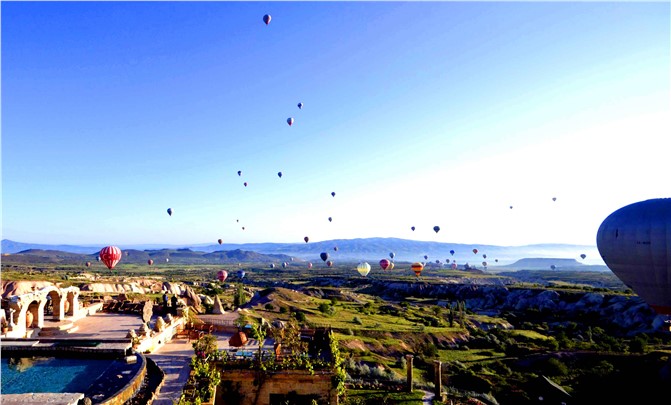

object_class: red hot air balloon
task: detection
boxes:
[304,236,309,243]
[99,246,122,270]
[411,262,424,277]
[148,259,154,266]
[217,270,228,282]
[326,260,333,267]
[379,259,390,270]
[287,117,294,126]
[472,248,478,254]
[218,239,223,245]
[263,14,271,25]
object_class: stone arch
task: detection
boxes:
[45,290,63,320]
[65,289,79,317]
[25,300,40,329]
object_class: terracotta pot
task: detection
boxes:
[25,311,34,328]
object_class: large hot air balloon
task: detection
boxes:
[433,226,440,233]
[379,259,390,270]
[167,208,173,216]
[411,262,424,277]
[99,246,122,270]
[297,102,303,109]
[597,198,671,315]
[450,250,455,256]
[287,117,294,126]
[148,259,154,266]
[326,260,333,267]
[263,14,271,25]
[357,262,371,277]
[304,236,309,243]
[320,252,329,262]
[217,270,228,282]
[218,239,223,245]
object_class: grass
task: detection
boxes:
[344,389,425,405]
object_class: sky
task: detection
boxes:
[2,1,670,248]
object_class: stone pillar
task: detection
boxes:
[405,354,414,393]
[433,360,442,399]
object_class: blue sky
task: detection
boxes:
[2,1,669,248]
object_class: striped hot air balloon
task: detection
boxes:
[411,262,424,277]
[99,246,122,270]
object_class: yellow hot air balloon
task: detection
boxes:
[411,262,424,277]
[357,262,371,277]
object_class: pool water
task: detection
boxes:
[1,357,115,394]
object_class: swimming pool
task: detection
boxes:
[1,356,117,395]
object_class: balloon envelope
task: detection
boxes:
[320,252,329,262]
[217,270,228,282]
[596,198,671,314]
[287,117,294,126]
[411,226,416,231]
[331,192,336,197]
[99,246,122,270]
[580,253,587,260]
[278,172,282,178]
[326,260,333,267]
[297,102,303,109]
[218,239,223,245]
[379,259,390,270]
[263,14,271,25]
[85,261,91,267]
[389,252,395,259]
[148,259,154,266]
[307,262,313,269]
[357,262,371,277]
[450,250,455,256]
[411,262,424,277]
[237,270,246,279]
[167,208,172,216]
[433,226,440,233]
[472,248,478,254]
[304,236,309,243]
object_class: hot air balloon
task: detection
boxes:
[217,270,228,282]
[389,252,395,260]
[424,255,429,260]
[483,254,487,259]
[237,270,246,279]
[237,170,242,176]
[242,226,245,230]
[328,217,332,222]
[357,262,371,277]
[552,197,557,201]
[333,246,338,251]
[243,182,248,187]
[270,263,275,269]
[307,262,313,269]
[99,246,122,270]
[218,239,223,245]
[435,259,441,265]
[263,14,271,25]
[482,261,487,268]
[97,256,101,262]
[411,226,416,231]
[326,260,333,267]
[278,172,282,178]
[580,253,587,260]
[85,261,91,267]
[510,205,513,209]
[304,236,309,243]
[388,262,395,270]
[287,117,294,126]
[148,259,154,266]
[320,252,329,262]
[433,226,440,233]
[331,192,336,197]
[282,262,288,269]
[380,259,390,270]
[495,259,499,263]
[472,248,478,254]
[166,258,170,262]
[550,265,557,270]
[297,102,303,109]
[411,262,424,277]
[596,198,671,315]
[451,262,458,270]
[450,250,455,256]
[167,208,173,216]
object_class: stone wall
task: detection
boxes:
[215,368,337,405]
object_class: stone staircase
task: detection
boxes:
[38,322,79,336]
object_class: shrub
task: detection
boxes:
[353,316,363,325]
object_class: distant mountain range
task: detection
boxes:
[1,238,607,268]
